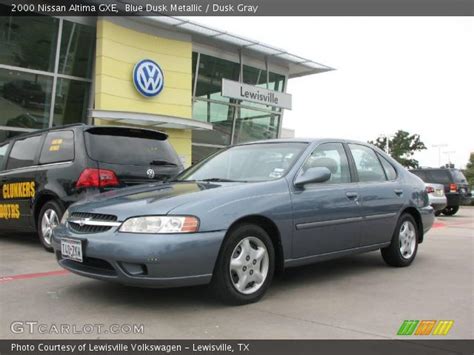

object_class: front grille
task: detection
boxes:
[68,212,119,234]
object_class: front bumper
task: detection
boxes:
[52,225,226,288]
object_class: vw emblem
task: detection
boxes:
[133,59,164,97]
[146,168,155,179]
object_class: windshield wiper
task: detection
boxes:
[200,178,240,182]
[150,160,177,166]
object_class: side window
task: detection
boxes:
[349,144,386,183]
[301,143,351,184]
[378,154,397,180]
[6,135,42,170]
[39,131,74,164]
[0,143,10,170]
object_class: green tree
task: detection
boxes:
[463,153,474,187]
[369,130,427,168]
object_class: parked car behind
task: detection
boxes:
[409,168,471,216]
[425,183,447,216]
[53,138,434,304]
[0,124,183,251]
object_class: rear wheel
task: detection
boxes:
[434,210,441,217]
[211,224,275,305]
[381,214,418,267]
[441,206,459,216]
[38,200,63,252]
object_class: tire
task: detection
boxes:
[434,210,441,217]
[441,206,459,216]
[210,224,275,305]
[381,214,419,267]
[37,200,64,252]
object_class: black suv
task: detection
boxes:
[409,168,471,216]
[0,124,183,251]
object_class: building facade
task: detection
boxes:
[0,11,331,166]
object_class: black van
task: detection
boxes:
[0,124,183,251]
[409,168,471,216]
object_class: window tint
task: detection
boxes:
[302,143,351,184]
[427,170,451,184]
[6,135,42,170]
[451,170,467,183]
[349,144,386,182]
[84,128,181,166]
[39,131,74,164]
[410,170,427,181]
[0,143,10,170]
[378,154,397,180]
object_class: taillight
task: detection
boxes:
[449,183,457,193]
[425,186,435,194]
[76,168,120,188]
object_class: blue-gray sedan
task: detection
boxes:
[52,139,434,304]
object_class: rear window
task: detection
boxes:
[451,170,467,183]
[6,135,42,170]
[427,170,452,184]
[84,128,181,167]
[39,131,74,164]
[410,170,428,181]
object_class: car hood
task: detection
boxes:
[69,181,244,220]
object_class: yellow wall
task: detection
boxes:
[94,20,193,166]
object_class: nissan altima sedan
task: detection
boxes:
[52,139,434,304]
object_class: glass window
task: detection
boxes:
[39,130,74,164]
[179,142,308,182]
[0,142,10,170]
[233,108,280,144]
[268,72,285,92]
[378,154,397,180]
[191,145,221,165]
[301,143,351,184]
[427,170,451,184]
[410,170,428,182]
[349,144,387,182]
[6,134,42,170]
[192,101,235,146]
[84,128,181,166]
[194,53,240,103]
[0,12,58,72]
[451,170,467,183]
[243,65,267,87]
[59,21,95,78]
[52,78,90,127]
[0,68,53,130]
[0,130,26,143]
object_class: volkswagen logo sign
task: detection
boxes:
[146,168,155,179]
[133,59,164,97]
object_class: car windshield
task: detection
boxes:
[177,142,308,182]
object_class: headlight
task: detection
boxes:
[60,209,70,225]
[119,216,199,234]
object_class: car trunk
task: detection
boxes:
[84,127,183,188]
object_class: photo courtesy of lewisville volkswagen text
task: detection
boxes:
[0,0,473,354]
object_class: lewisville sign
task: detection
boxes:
[222,79,292,110]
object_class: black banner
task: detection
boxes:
[0,0,473,16]
[0,340,473,355]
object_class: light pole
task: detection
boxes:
[432,144,448,167]
[379,134,392,154]
[443,150,456,167]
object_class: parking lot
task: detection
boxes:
[0,207,472,339]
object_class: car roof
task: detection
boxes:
[237,137,373,146]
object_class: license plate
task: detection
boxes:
[435,189,444,197]
[61,238,83,263]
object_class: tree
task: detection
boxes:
[463,153,474,187]
[369,130,427,169]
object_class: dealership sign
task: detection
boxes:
[133,59,164,97]
[222,79,292,110]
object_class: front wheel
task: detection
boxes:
[211,224,275,305]
[38,200,63,252]
[381,214,419,267]
[442,206,459,216]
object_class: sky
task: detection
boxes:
[190,17,474,169]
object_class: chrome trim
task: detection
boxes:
[68,218,121,227]
[296,216,363,230]
[364,212,397,221]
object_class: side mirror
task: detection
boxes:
[294,167,331,188]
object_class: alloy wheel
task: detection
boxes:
[41,209,59,246]
[399,220,416,259]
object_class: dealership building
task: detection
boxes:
[0,11,332,165]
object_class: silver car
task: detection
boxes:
[425,183,447,216]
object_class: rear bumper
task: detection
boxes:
[428,195,447,211]
[52,225,226,288]
[445,193,471,206]
[420,206,435,236]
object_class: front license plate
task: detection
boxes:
[61,238,83,263]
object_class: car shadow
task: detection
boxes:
[63,252,387,310]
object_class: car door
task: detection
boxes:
[290,142,363,258]
[0,134,44,232]
[347,144,403,246]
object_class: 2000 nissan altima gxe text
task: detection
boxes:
[52,139,434,304]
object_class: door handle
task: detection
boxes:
[346,191,359,200]
[394,189,403,196]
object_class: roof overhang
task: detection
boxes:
[133,16,334,78]
[90,110,213,130]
